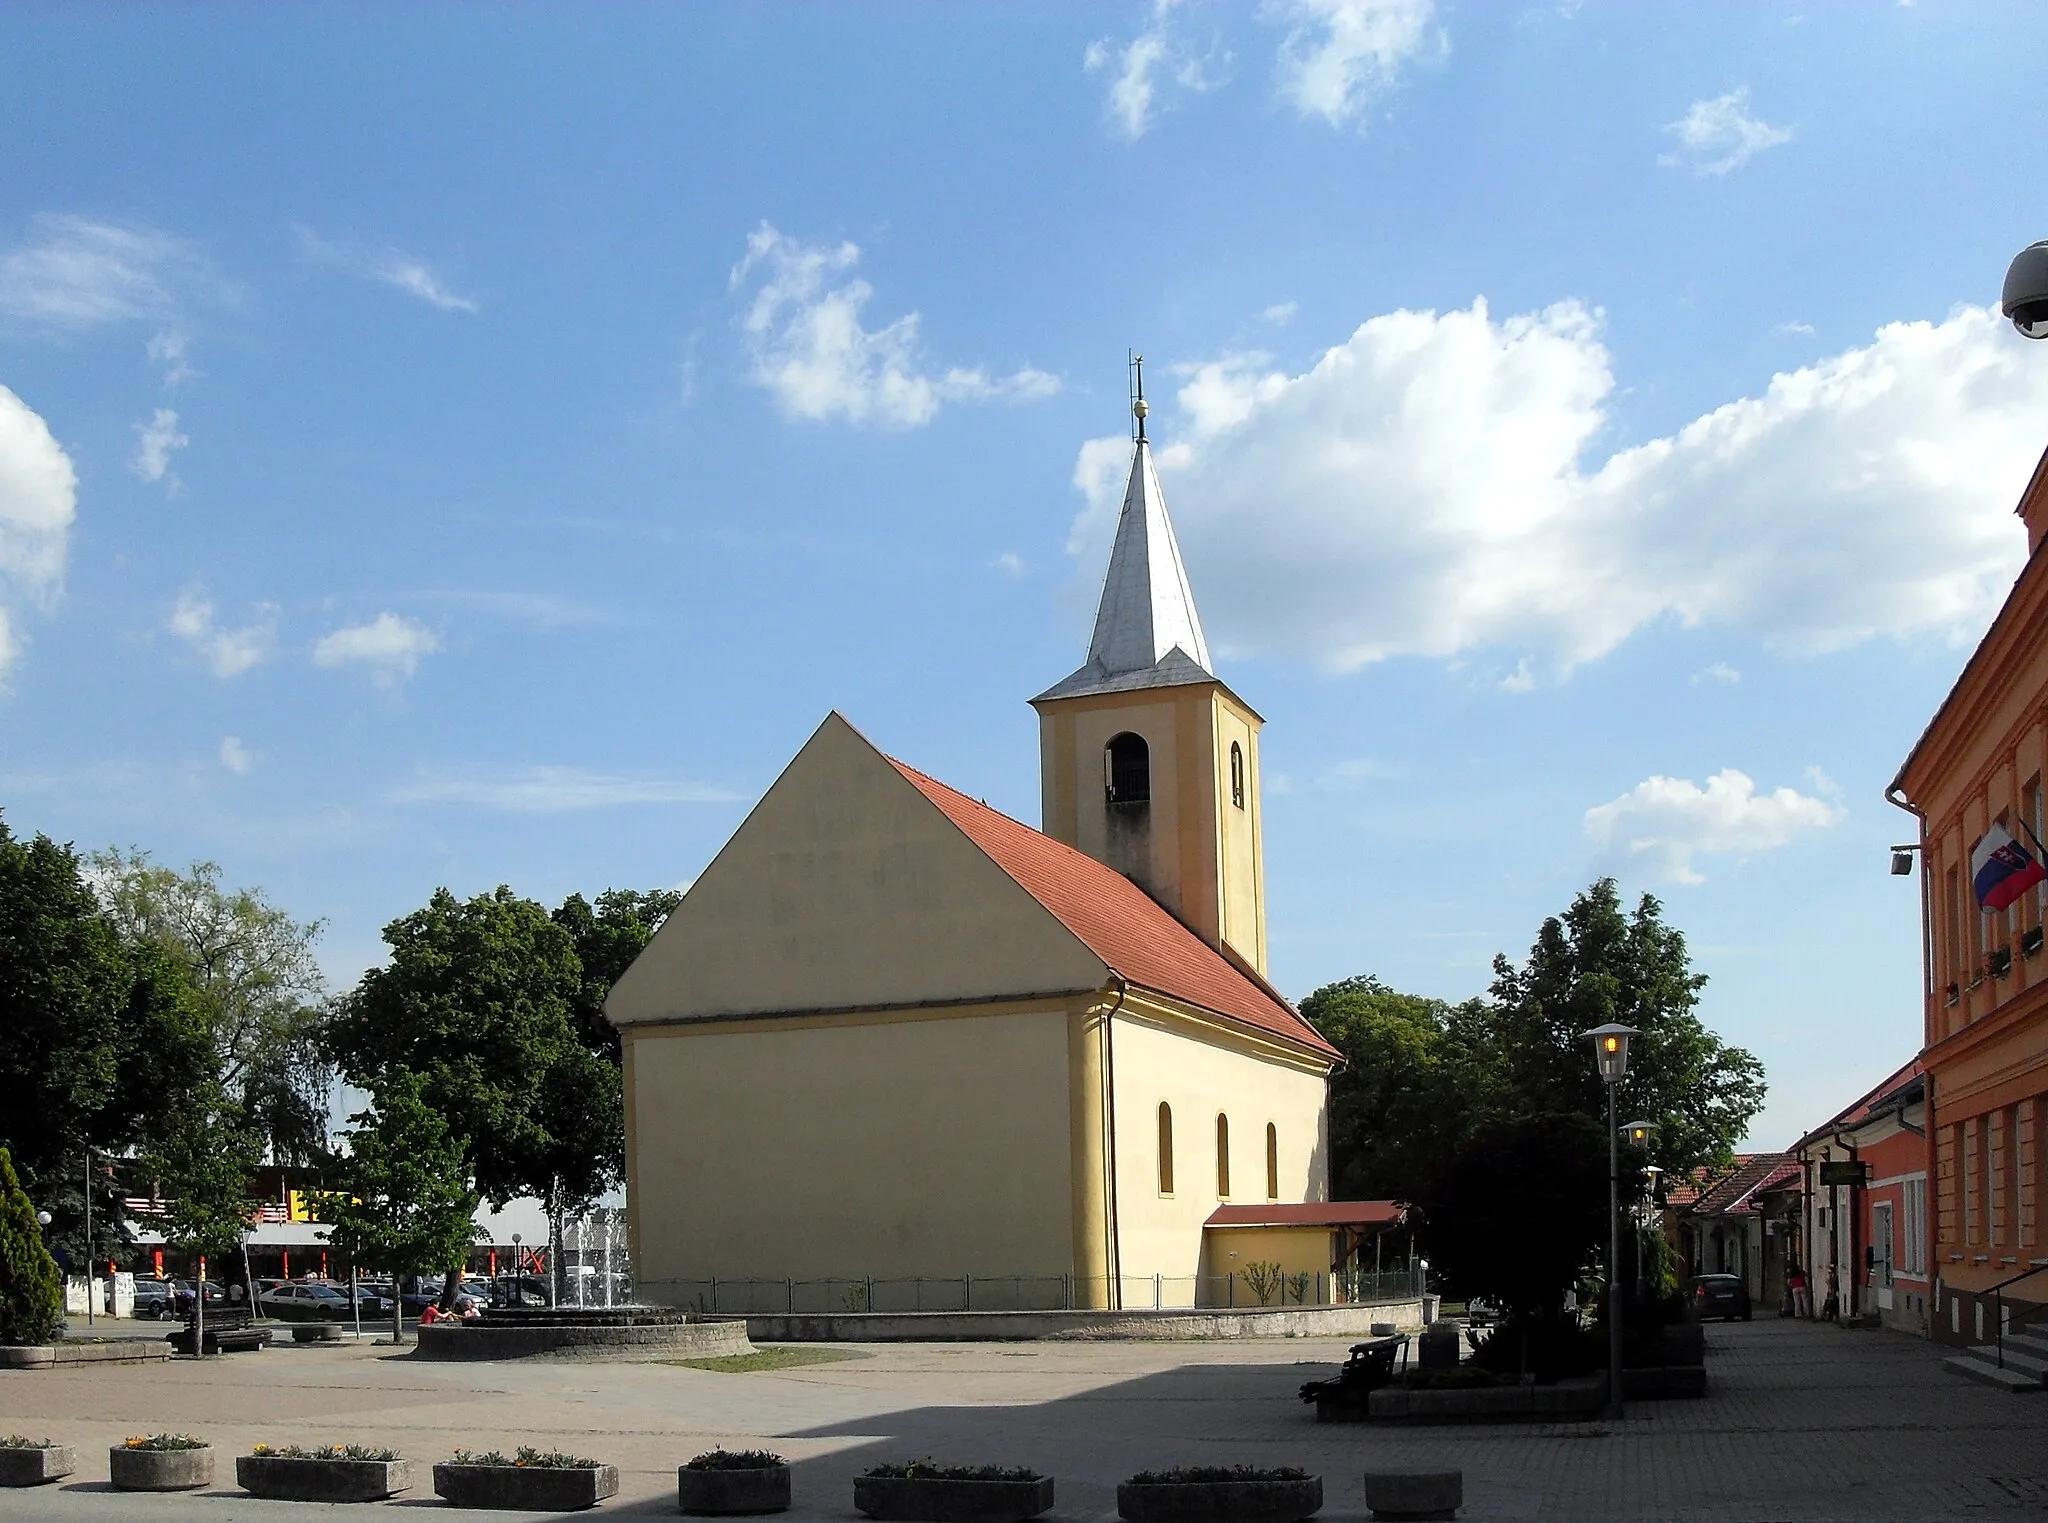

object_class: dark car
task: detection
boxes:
[1689,1273,1752,1321]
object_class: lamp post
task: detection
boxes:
[1584,1023,1640,1421]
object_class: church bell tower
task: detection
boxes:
[1030,362,1268,975]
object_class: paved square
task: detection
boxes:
[0,1318,2041,1519]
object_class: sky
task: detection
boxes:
[3,1,2046,1153]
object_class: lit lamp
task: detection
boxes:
[1622,1119,1657,1149]
[1583,1023,1640,1420]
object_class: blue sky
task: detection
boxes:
[4,2,2046,1150]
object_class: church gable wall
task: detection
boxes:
[607,713,1107,1026]
[627,1003,1076,1295]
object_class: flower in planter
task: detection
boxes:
[123,1435,207,1452]
[450,1446,600,1470]
[250,1443,402,1461]
[687,1449,787,1471]
[864,1460,1043,1482]
[1125,1467,1308,1485]
[1,1436,56,1449]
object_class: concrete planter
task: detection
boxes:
[1117,1478,1323,1523]
[236,1454,413,1501]
[854,1475,1055,1523]
[291,1323,344,1344]
[110,1445,214,1491]
[0,1445,75,1487]
[680,1462,791,1514]
[1363,1469,1462,1521]
[433,1461,619,1511]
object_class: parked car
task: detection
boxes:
[167,1280,227,1316]
[1689,1273,1752,1322]
[258,1282,361,1322]
[130,1280,174,1319]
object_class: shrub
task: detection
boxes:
[0,1147,63,1347]
[1399,1365,1508,1389]
[1242,1261,1284,1306]
[0,1436,56,1449]
[251,1443,402,1461]
[1127,1467,1308,1485]
[686,1449,787,1471]
[123,1435,208,1451]
[1467,1315,1602,1381]
[864,1460,1040,1481]
[450,1447,599,1469]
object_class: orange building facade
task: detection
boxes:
[1891,445,2048,1345]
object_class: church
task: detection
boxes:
[606,397,1357,1311]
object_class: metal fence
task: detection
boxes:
[668,1267,1425,1316]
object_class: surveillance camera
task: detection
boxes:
[2003,241,2048,340]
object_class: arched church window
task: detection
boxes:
[1265,1122,1279,1200]
[1230,743,1245,810]
[1106,733,1151,806]
[1158,1103,1174,1196]
[1216,1113,1231,1199]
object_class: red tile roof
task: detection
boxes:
[1689,1153,1796,1217]
[890,758,1340,1063]
[1206,1201,1403,1228]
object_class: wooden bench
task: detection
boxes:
[1298,1335,1407,1421]
[168,1305,271,1355]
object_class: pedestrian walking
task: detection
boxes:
[1788,1262,1811,1318]
[1821,1263,1839,1322]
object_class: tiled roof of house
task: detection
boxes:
[1206,1202,1403,1229]
[1689,1153,1795,1217]
[890,759,1340,1063]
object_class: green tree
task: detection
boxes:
[91,851,333,1165]
[551,888,680,1060]
[144,1091,262,1268]
[0,818,211,1266]
[319,1072,480,1338]
[0,1145,64,1346]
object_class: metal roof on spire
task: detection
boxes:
[1034,360,1217,704]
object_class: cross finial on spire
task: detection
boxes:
[1132,352,1148,443]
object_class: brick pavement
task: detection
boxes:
[0,1315,2039,1519]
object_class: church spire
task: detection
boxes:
[1036,361,1213,702]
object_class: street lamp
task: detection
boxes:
[1621,1119,1658,1150]
[2005,241,2048,340]
[1584,1023,1640,1420]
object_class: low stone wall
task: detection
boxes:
[1369,1372,1606,1423]
[742,1299,1426,1343]
[0,1341,173,1370]
[412,1318,752,1362]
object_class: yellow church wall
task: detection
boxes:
[1211,690,1266,974]
[1198,1227,1338,1302]
[625,1001,1077,1305]
[608,713,1107,1027]
[1103,993,1331,1307]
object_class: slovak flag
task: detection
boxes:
[1971,822,2048,911]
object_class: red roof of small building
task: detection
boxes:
[890,759,1340,1062]
[1205,1201,1403,1229]
[1689,1153,1796,1217]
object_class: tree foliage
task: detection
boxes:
[91,850,333,1165]
[0,818,211,1263]
[1304,879,1765,1316]
[320,1071,480,1282]
[0,1145,64,1346]
[551,888,679,1061]
[143,1090,263,1261]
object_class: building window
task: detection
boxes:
[1106,732,1151,806]
[1230,742,1245,810]
[1215,1113,1231,1199]
[1265,1122,1279,1200]
[1902,1176,1928,1276]
[1157,1103,1174,1197]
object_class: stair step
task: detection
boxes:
[1944,1353,2046,1391]
[1968,1343,2048,1378]
[2000,1330,2048,1359]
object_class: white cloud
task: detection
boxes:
[1660,88,1793,176]
[1069,301,2045,675]
[312,612,439,684]
[147,329,198,386]
[132,408,188,484]
[0,385,76,676]
[1584,768,1844,884]
[297,228,479,313]
[1500,657,1536,693]
[167,590,277,678]
[730,224,1060,429]
[393,766,742,811]
[1263,301,1300,325]
[1084,2,1231,139]
[995,551,1026,577]
[1693,662,1741,686]
[0,215,223,333]
[1270,0,1438,127]
[218,735,254,774]
[1773,321,1815,338]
